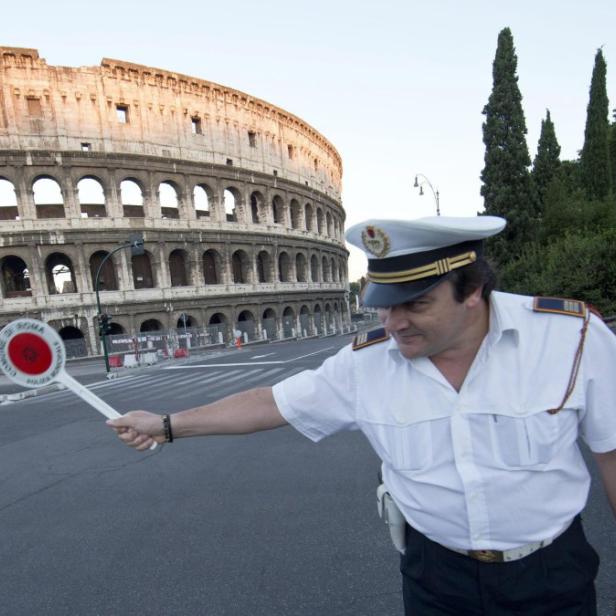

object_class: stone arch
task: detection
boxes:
[90,250,118,291]
[1,255,31,297]
[176,313,198,328]
[295,252,307,282]
[310,254,320,282]
[209,312,227,325]
[108,322,125,335]
[203,249,222,284]
[159,181,180,219]
[224,187,240,222]
[45,252,77,294]
[261,307,277,340]
[236,309,256,341]
[305,203,313,231]
[232,249,250,283]
[132,251,156,289]
[169,249,189,287]
[59,326,87,358]
[282,305,295,338]
[77,176,107,218]
[272,194,285,224]
[316,207,324,234]
[193,184,211,218]
[299,304,312,336]
[256,250,271,283]
[330,257,337,282]
[326,211,333,237]
[120,178,145,217]
[290,199,302,229]
[140,318,164,332]
[0,178,18,220]
[322,256,330,282]
[33,176,65,219]
[278,251,290,282]
[250,191,264,223]
[314,303,323,334]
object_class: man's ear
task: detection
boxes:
[464,285,484,309]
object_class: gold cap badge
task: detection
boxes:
[361,225,390,258]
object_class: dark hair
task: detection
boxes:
[449,258,497,303]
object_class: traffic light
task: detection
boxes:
[98,313,112,337]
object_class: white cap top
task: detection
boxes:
[346,216,506,260]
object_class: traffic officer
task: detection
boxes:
[108,215,616,615]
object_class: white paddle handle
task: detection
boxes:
[56,372,157,450]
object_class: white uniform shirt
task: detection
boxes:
[272,292,616,550]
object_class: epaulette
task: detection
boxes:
[352,327,389,351]
[533,297,586,318]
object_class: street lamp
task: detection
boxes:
[95,233,144,375]
[414,174,441,216]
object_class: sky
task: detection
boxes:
[2,0,615,280]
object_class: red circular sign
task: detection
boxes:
[7,332,53,375]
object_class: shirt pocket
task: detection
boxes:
[488,410,565,469]
[362,419,433,471]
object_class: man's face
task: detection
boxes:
[377,279,483,360]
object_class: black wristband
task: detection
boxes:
[162,414,174,443]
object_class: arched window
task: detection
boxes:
[121,179,144,217]
[278,252,290,282]
[140,319,163,332]
[310,255,319,282]
[257,251,271,283]
[132,252,155,289]
[169,249,189,286]
[33,177,65,219]
[90,251,118,291]
[224,189,237,222]
[194,185,210,218]
[45,253,77,294]
[1,256,31,297]
[290,199,301,229]
[250,192,263,223]
[295,253,307,282]
[326,212,333,237]
[160,181,180,219]
[272,195,284,224]
[203,250,220,284]
[330,257,337,282]
[78,177,106,218]
[232,250,249,284]
[316,208,324,234]
[305,203,313,231]
[322,256,330,282]
[59,326,87,359]
[0,178,18,220]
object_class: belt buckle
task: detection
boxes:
[467,549,504,563]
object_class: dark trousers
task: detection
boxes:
[400,516,599,615]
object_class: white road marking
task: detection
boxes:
[251,353,276,359]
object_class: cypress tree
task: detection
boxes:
[532,109,561,216]
[609,118,616,192]
[481,28,534,265]
[580,49,611,200]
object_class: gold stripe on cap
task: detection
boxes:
[367,251,477,284]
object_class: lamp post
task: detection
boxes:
[95,233,144,375]
[413,174,441,216]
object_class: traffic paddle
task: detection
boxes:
[0,318,156,449]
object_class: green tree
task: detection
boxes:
[532,109,561,216]
[481,27,535,265]
[580,48,611,200]
[609,119,616,191]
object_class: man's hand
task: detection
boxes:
[107,411,166,451]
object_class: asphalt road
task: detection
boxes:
[1,335,614,615]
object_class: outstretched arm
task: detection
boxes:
[107,387,287,451]
[593,448,616,520]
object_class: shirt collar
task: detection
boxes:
[487,291,520,347]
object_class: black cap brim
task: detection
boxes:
[361,275,448,308]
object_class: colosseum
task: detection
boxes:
[0,47,349,359]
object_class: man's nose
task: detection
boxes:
[381,306,409,330]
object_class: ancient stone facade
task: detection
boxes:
[0,47,349,356]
